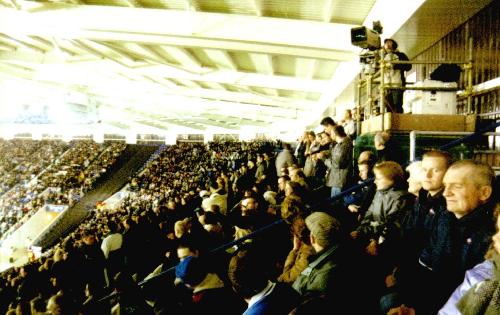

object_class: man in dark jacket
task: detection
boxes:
[228,243,301,315]
[323,125,353,199]
[396,160,496,315]
[403,150,452,258]
[293,212,357,312]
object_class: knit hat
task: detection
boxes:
[175,256,206,286]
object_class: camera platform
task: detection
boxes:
[360,113,476,134]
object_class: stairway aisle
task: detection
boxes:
[34,144,159,249]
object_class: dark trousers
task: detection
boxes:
[386,89,404,113]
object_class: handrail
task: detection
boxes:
[409,122,500,161]
[387,60,469,65]
[358,57,474,117]
[95,119,500,304]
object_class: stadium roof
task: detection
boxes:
[0,0,491,137]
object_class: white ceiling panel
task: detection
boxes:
[0,0,493,134]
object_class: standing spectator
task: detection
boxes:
[80,230,106,288]
[320,117,336,137]
[295,131,310,168]
[275,143,295,177]
[323,125,353,199]
[101,221,123,282]
[303,132,319,178]
[341,109,356,139]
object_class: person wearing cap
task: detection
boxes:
[292,212,356,312]
[381,38,412,113]
[175,256,245,315]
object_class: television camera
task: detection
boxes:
[351,22,383,74]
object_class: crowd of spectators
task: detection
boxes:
[0,141,126,240]
[0,140,68,196]
[0,121,498,315]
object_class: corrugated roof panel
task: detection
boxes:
[196,0,256,15]
[84,0,128,7]
[260,0,324,21]
[329,0,377,24]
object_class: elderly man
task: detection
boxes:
[396,160,496,315]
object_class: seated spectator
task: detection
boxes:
[374,131,401,164]
[278,216,315,284]
[351,161,413,259]
[292,212,352,310]
[228,243,301,315]
[175,256,245,315]
[202,178,228,216]
[280,195,306,224]
[438,205,499,314]
[30,296,46,315]
[285,181,308,202]
[357,150,376,166]
[345,160,376,219]
[405,160,423,196]
[46,292,79,315]
[81,282,110,315]
[455,204,500,315]
[403,151,451,264]
[111,272,153,315]
[396,160,496,314]
[276,175,290,205]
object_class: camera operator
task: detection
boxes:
[381,38,411,113]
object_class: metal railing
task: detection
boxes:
[356,58,474,130]
[409,130,500,161]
